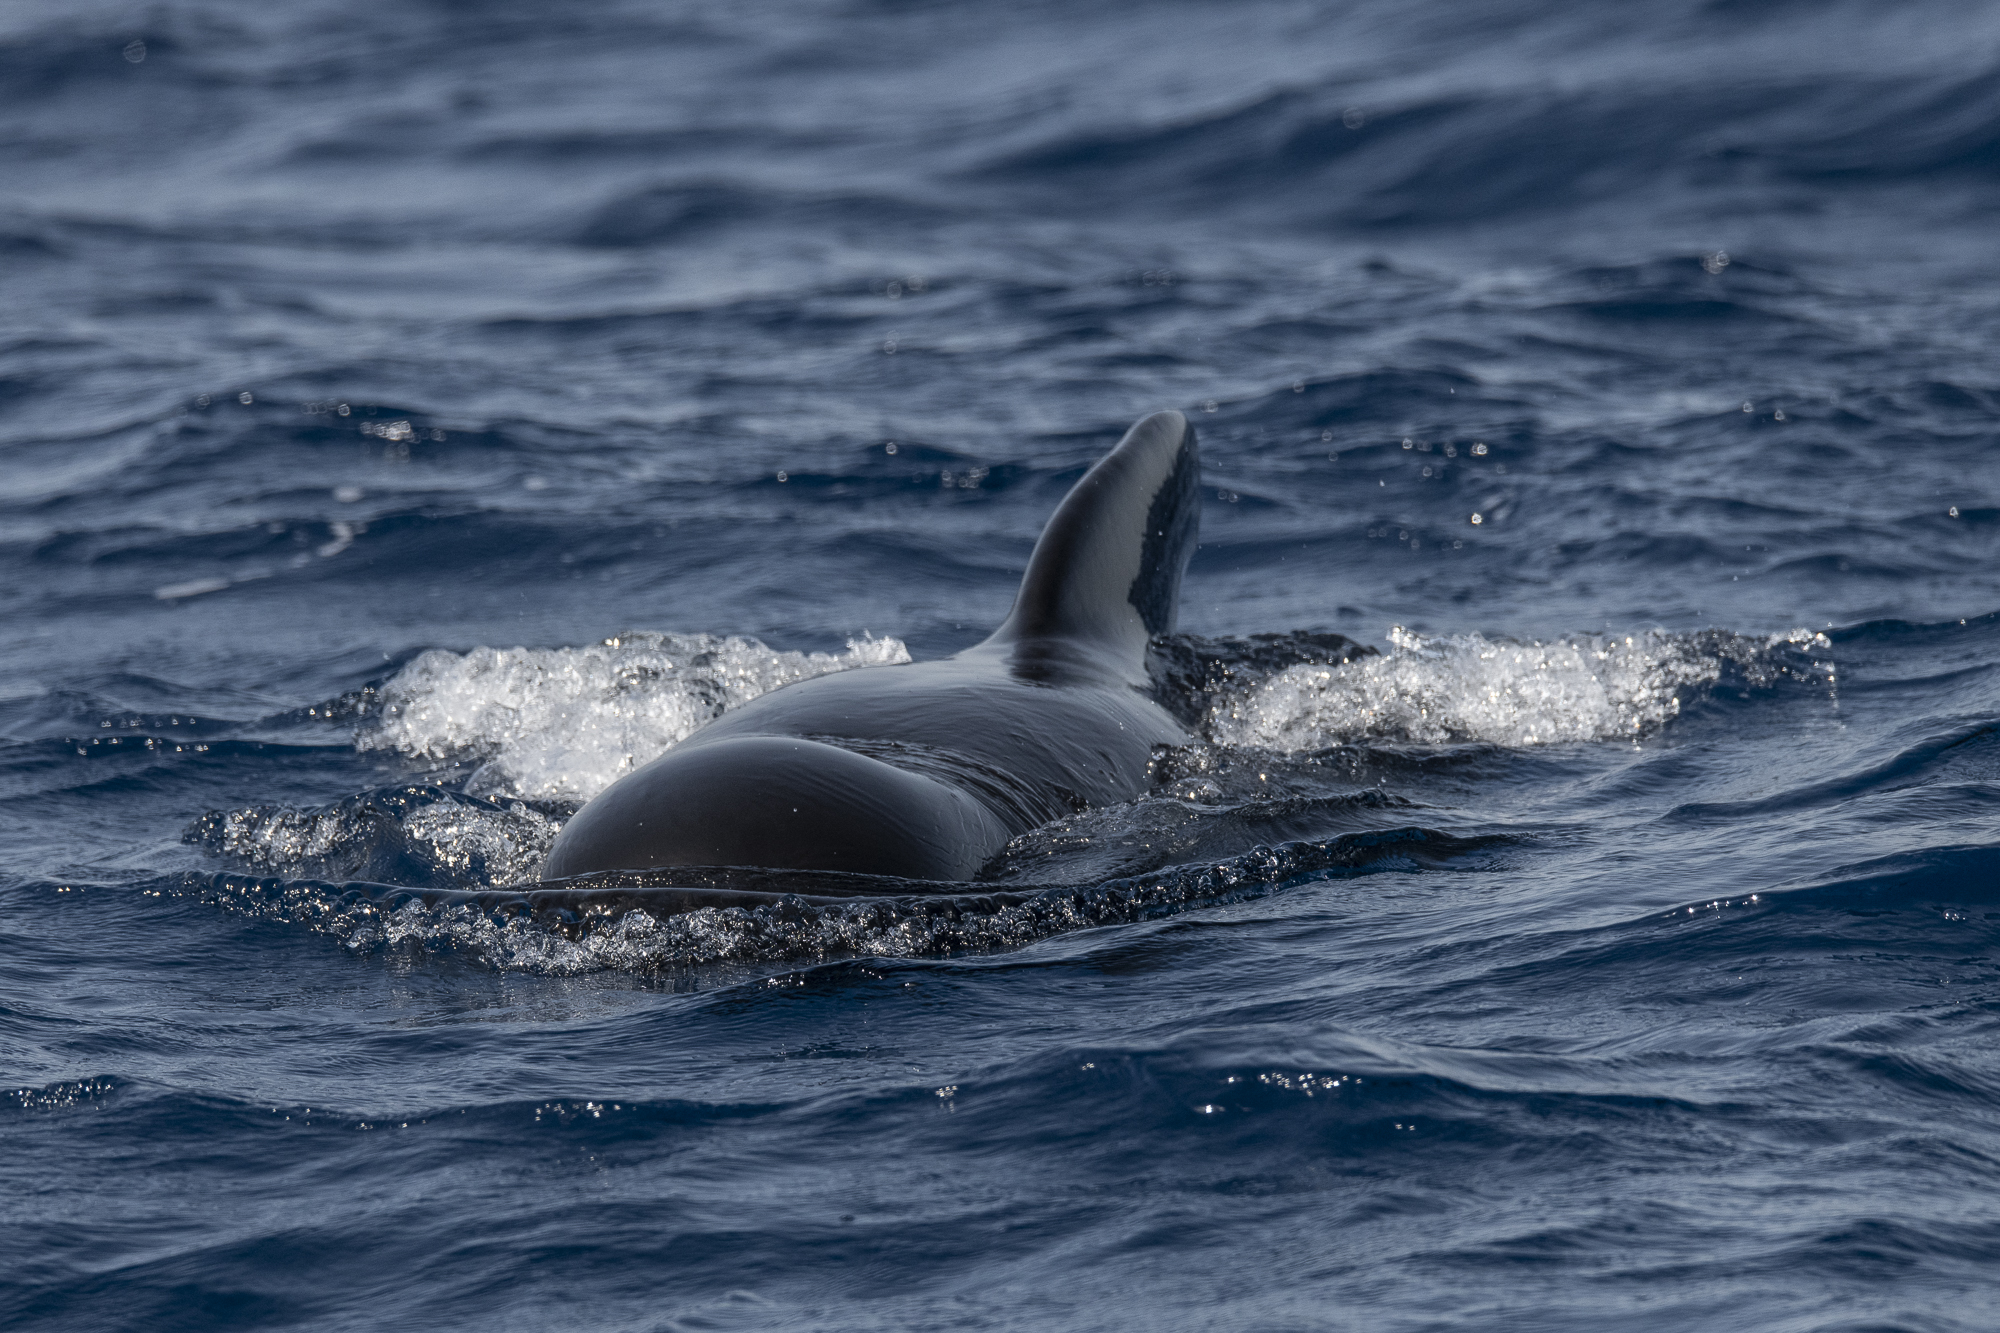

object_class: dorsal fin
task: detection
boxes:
[983,410,1200,674]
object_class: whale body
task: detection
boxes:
[540,410,1201,882]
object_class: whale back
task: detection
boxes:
[984,410,1200,673]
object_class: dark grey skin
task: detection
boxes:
[540,410,1202,882]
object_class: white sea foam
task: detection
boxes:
[359,631,909,803]
[1211,626,1829,751]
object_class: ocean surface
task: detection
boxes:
[5,1,2000,1328]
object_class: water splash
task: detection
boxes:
[186,787,562,890]
[192,826,1493,974]
[192,625,1829,897]
[1212,627,1832,751]
[358,631,909,802]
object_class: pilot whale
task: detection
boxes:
[540,409,1201,883]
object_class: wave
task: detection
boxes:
[1756,843,2000,912]
[572,181,952,248]
[970,31,2000,227]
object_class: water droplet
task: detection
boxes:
[122,40,146,63]
[237,391,254,405]
[776,470,789,483]
[1342,106,1365,129]
[1470,513,1483,525]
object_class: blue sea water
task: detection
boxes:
[5,0,2000,1327]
